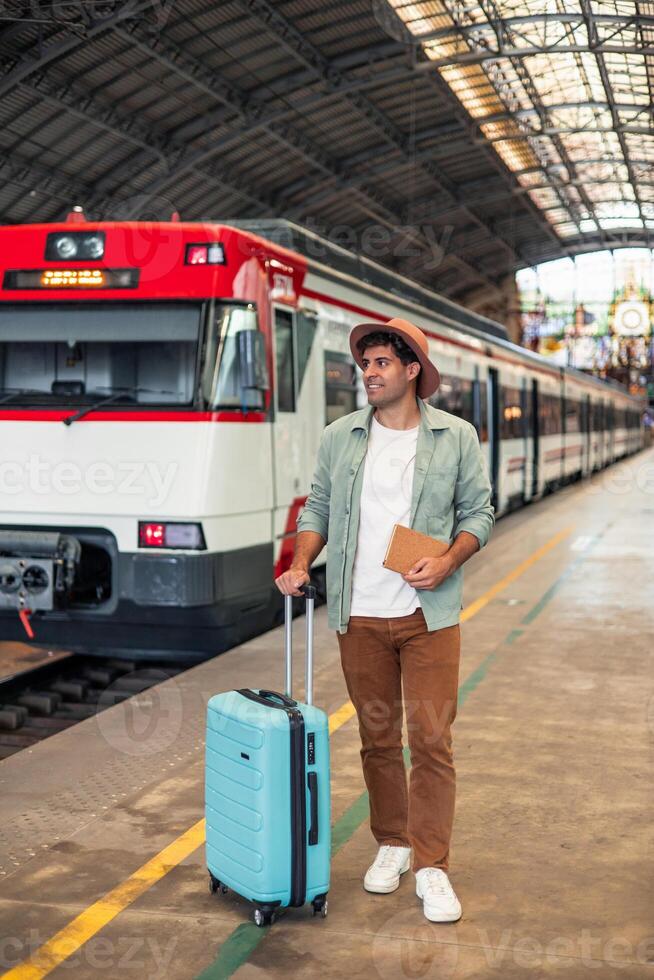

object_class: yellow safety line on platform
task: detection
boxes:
[460,525,574,622]
[2,819,206,980]
[1,523,574,980]
[328,699,357,733]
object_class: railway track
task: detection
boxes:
[0,587,326,761]
[0,654,185,760]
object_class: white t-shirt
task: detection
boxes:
[350,415,421,617]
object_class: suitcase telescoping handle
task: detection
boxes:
[284,584,316,705]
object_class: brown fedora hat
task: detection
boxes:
[349,317,440,399]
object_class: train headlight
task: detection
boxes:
[138,522,206,550]
[53,235,78,259]
[45,231,105,261]
[83,234,104,259]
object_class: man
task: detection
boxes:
[275,317,494,922]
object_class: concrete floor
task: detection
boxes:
[1,448,653,979]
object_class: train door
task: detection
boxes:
[271,305,317,573]
[560,380,567,486]
[487,367,500,511]
[529,378,539,498]
[588,399,596,471]
[519,381,529,501]
[582,394,591,475]
[607,401,615,462]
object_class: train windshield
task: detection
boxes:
[0,302,201,406]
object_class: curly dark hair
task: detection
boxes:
[355,330,420,367]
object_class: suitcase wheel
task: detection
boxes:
[209,874,229,896]
[253,908,276,927]
[311,895,328,918]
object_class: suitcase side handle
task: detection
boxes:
[284,585,316,705]
[307,771,319,845]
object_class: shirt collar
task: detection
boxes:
[349,398,451,433]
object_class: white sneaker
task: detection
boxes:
[363,845,411,893]
[415,868,462,922]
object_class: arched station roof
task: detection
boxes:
[0,0,652,304]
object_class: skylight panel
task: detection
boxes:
[386,0,652,240]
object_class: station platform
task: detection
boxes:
[0,643,70,682]
[1,448,653,980]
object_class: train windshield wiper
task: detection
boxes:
[62,387,177,426]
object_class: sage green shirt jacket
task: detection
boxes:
[296,397,495,634]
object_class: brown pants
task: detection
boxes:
[337,607,460,873]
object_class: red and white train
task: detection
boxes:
[0,215,644,658]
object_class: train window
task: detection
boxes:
[203,304,266,410]
[325,352,356,424]
[500,385,524,439]
[275,308,295,412]
[296,311,317,393]
[539,392,562,435]
[580,399,589,434]
[597,402,603,430]
[564,398,581,434]
[430,374,474,424]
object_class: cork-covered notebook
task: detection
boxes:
[382,524,450,575]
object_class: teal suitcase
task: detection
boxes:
[205,586,331,926]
